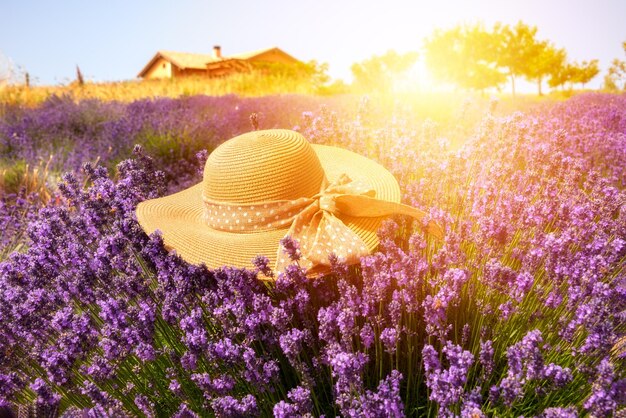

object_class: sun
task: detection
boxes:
[391,61,454,94]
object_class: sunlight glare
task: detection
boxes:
[392,61,455,94]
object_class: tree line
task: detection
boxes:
[603,41,626,91]
[351,21,612,96]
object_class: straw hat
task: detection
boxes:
[136,129,442,277]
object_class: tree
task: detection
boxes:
[424,24,505,94]
[604,41,626,91]
[570,60,599,89]
[251,60,330,90]
[298,60,331,89]
[423,26,462,86]
[604,73,619,91]
[351,50,418,92]
[548,62,576,90]
[423,21,595,96]
[495,21,545,97]
[525,42,566,95]
[548,59,599,91]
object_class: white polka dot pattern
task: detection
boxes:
[202,173,443,273]
[202,173,372,270]
[202,197,310,232]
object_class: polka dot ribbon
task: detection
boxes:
[203,174,444,274]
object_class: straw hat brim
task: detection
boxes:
[136,144,401,272]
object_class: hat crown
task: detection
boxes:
[203,130,325,203]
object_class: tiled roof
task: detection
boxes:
[138,47,299,78]
[161,47,287,68]
[157,51,217,70]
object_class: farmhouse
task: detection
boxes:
[138,46,301,79]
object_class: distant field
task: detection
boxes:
[0,89,557,199]
[0,68,584,107]
[0,72,340,106]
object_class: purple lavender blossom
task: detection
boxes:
[584,358,620,417]
[360,370,404,418]
[360,323,375,349]
[543,363,573,388]
[422,345,441,373]
[211,394,258,418]
[461,323,470,346]
[422,268,468,339]
[273,386,312,417]
[333,368,404,418]
[279,328,309,361]
[252,255,274,278]
[461,401,486,418]
[191,373,235,396]
[173,403,200,418]
[538,407,578,418]
[280,236,302,262]
[30,378,60,408]
[134,394,155,418]
[479,340,494,378]
[1,92,625,416]
[380,327,398,353]
[422,342,474,412]
[498,300,516,320]
[169,379,182,396]
[329,348,368,385]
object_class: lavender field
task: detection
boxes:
[0,93,625,417]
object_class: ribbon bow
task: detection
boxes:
[274,174,443,274]
[203,174,443,276]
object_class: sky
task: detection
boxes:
[1,0,625,90]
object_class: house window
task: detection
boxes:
[162,63,166,68]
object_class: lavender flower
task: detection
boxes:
[134,394,155,418]
[538,407,578,418]
[360,323,375,349]
[422,342,474,412]
[211,394,258,418]
[252,255,274,278]
[279,328,309,362]
[280,236,302,262]
[173,403,200,418]
[584,358,620,417]
[30,378,60,408]
[273,386,312,417]
[1,92,625,416]
[479,340,494,378]
[380,327,398,353]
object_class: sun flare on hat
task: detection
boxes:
[136,129,442,276]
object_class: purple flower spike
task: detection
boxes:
[538,407,578,418]
[211,394,258,418]
[273,386,312,417]
[380,327,398,353]
[584,358,620,417]
[280,236,302,262]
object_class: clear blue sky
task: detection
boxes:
[2,0,625,89]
